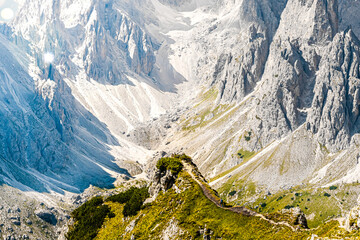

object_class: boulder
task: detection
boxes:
[35,209,57,225]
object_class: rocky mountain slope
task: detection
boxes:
[0,0,183,193]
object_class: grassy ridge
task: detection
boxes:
[67,156,360,240]
[95,171,309,239]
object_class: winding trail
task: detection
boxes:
[183,162,298,231]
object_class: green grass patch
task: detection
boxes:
[181,104,232,132]
[237,149,255,160]
[218,179,258,206]
[193,87,218,108]
[249,187,344,228]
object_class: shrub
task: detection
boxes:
[229,191,237,196]
[261,203,267,208]
[123,194,144,217]
[244,131,252,141]
[329,185,337,190]
[324,193,331,197]
[156,157,183,175]
[284,205,294,209]
[106,187,149,217]
[66,197,114,240]
[106,187,137,203]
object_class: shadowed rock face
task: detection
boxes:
[188,0,356,152]
[281,207,308,229]
[179,0,360,154]
[81,1,157,84]
[35,209,57,225]
[12,0,157,86]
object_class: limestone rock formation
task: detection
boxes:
[281,207,308,229]
[149,168,178,198]
[345,205,360,231]
[307,29,360,151]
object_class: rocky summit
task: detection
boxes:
[1,0,360,239]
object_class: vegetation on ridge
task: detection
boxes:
[66,197,114,240]
[66,155,360,240]
[96,170,309,240]
[106,186,149,217]
[156,156,183,175]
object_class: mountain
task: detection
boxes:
[0,0,184,193]
[1,0,360,239]
[156,0,360,192]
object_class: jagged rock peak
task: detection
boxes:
[307,28,360,151]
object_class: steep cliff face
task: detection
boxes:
[307,29,360,151]
[0,35,73,192]
[0,34,136,193]
[212,0,287,103]
[339,0,360,36]
[79,1,157,84]
[13,0,157,85]
[252,0,360,152]
[254,0,339,147]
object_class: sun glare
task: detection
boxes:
[1,8,14,20]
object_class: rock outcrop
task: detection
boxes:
[254,0,339,147]
[281,207,308,229]
[149,168,178,198]
[34,209,57,226]
[344,205,360,231]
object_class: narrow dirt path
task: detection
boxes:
[183,162,297,231]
